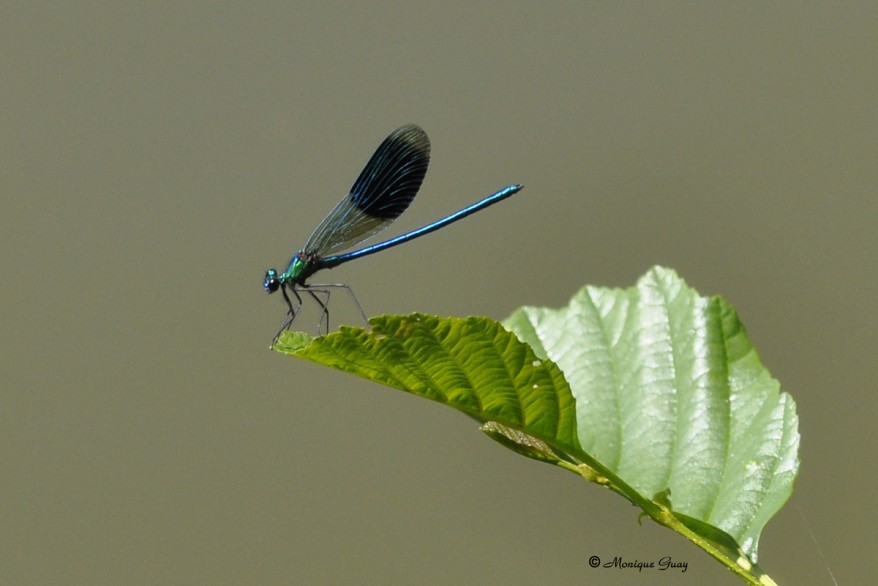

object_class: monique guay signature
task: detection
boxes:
[602,555,688,572]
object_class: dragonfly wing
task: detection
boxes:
[303,124,430,256]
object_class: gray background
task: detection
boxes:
[3,3,875,585]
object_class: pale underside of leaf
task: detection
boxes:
[504,266,799,562]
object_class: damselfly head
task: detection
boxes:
[263,269,280,293]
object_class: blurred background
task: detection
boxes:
[3,3,875,584]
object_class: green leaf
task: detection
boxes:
[277,314,580,455]
[275,267,798,586]
[505,266,798,583]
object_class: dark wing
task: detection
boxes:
[303,124,430,256]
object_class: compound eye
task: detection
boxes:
[263,269,280,293]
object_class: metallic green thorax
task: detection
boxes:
[282,252,323,285]
[263,251,326,294]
